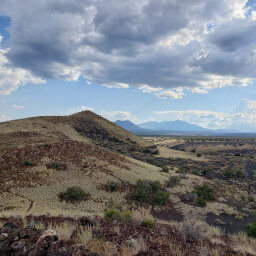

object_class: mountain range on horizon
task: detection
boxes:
[114,119,248,136]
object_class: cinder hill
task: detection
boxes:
[0,111,161,216]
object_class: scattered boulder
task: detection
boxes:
[36,229,57,244]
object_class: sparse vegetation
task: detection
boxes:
[141,218,155,228]
[49,162,62,170]
[168,176,180,187]
[104,208,132,222]
[24,160,33,166]
[193,185,215,207]
[248,223,256,238]
[161,166,169,173]
[153,190,170,206]
[59,186,89,202]
[107,181,120,192]
[248,196,254,203]
[130,179,169,205]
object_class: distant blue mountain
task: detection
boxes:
[114,120,150,133]
[114,120,248,136]
[138,120,211,132]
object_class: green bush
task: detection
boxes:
[63,186,89,201]
[224,170,233,179]
[235,170,245,178]
[150,180,162,192]
[24,160,33,166]
[196,153,202,157]
[104,209,119,219]
[143,147,151,153]
[130,188,149,203]
[248,196,255,203]
[107,181,120,192]
[146,158,164,167]
[194,185,215,201]
[240,195,246,201]
[50,162,62,170]
[248,223,256,238]
[141,218,155,228]
[161,166,169,173]
[168,176,180,187]
[198,197,207,207]
[153,190,170,206]
[201,169,210,177]
[130,179,169,205]
[104,209,131,222]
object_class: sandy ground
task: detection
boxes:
[157,146,208,162]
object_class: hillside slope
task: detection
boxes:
[0,111,160,216]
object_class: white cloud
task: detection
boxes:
[0,36,45,95]
[153,99,256,132]
[67,106,93,114]
[100,110,136,122]
[12,104,24,109]
[0,115,8,122]
[1,0,255,97]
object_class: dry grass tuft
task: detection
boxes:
[230,231,256,255]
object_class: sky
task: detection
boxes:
[0,0,256,132]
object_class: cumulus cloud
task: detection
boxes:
[1,0,255,97]
[153,98,256,132]
[0,36,45,95]
[0,114,8,122]
[100,110,136,122]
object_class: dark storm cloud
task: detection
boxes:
[1,0,255,92]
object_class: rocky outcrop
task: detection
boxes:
[0,222,98,256]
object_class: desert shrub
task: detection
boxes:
[241,195,246,201]
[201,169,210,177]
[107,181,120,192]
[198,197,207,207]
[153,190,170,206]
[191,148,196,153]
[143,147,151,153]
[129,146,136,152]
[130,179,162,203]
[104,209,131,222]
[168,176,180,187]
[235,170,245,178]
[150,180,162,192]
[61,186,89,201]
[248,196,255,203]
[152,149,159,155]
[196,153,202,157]
[248,223,256,238]
[146,158,163,167]
[109,137,120,142]
[177,166,189,174]
[224,169,234,179]
[194,185,215,201]
[50,162,62,170]
[234,153,241,156]
[130,179,168,205]
[141,218,155,228]
[161,166,169,173]
[192,169,201,175]
[130,188,149,203]
[150,145,157,149]
[104,209,119,219]
[24,160,33,166]
[184,192,198,203]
